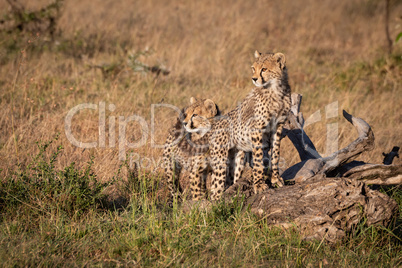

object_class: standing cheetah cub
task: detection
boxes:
[187,51,291,200]
[162,97,220,200]
[162,99,245,201]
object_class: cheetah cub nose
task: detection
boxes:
[252,78,258,82]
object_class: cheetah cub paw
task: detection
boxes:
[270,175,285,188]
[253,182,269,194]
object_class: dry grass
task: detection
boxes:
[0,0,401,266]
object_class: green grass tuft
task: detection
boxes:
[0,135,110,221]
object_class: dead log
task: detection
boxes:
[282,108,375,183]
[224,169,398,243]
[281,94,402,186]
[341,163,402,185]
[281,93,402,185]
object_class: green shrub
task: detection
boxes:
[0,135,110,219]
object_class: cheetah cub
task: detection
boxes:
[162,97,220,200]
[188,51,291,200]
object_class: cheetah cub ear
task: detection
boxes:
[204,99,217,116]
[190,97,197,104]
[274,52,286,70]
[254,50,261,59]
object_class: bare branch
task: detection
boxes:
[282,110,375,183]
[283,93,321,161]
[321,110,374,173]
[344,163,402,185]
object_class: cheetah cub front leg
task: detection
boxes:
[269,124,285,187]
[251,130,269,194]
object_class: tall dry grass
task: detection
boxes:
[0,0,401,182]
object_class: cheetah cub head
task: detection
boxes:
[251,51,286,88]
[185,114,212,140]
[180,97,219,139]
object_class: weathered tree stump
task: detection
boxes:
[224,170,398,243]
